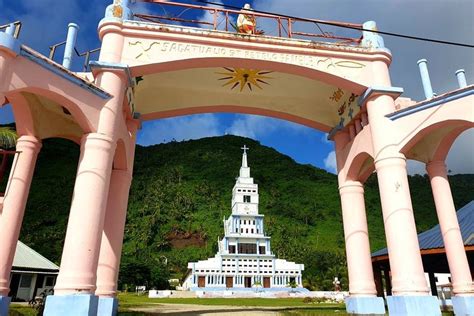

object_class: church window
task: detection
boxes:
[251,229,254,233]
[238,243,257,254]
[246,228,248,233]
[259,246,266,254]
[243,195,251,203]
[229,245,236,254]
[240,228,243,233]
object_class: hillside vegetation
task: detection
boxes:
[8,135,473,290]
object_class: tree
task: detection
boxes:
[0,127,17,186]
[0,127,17,149]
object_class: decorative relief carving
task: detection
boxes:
[127,40,366,75]
[329,87,360,127]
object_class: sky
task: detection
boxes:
[0,0,473,174]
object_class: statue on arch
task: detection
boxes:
[237,3,257,34]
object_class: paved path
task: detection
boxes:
[127,303,345,315]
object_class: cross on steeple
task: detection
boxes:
[241,145,249,155]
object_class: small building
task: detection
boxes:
[183,147,306,292]
[372,200,473,308]
[9,241,59,302]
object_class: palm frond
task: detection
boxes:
[0,127,18,149]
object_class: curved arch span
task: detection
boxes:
[130,57,368,94]
[400,119,474,160]
[7,87,94,135]
[345,151,375,183]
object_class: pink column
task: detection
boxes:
[366,92,429,296]
[95,169,133,297]
[426,161,473,295]
[0,136,41,295]
[374,154,429,295]
[339,181,377,296]
[54,133,115,295]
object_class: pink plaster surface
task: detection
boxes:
[0,15,472,306]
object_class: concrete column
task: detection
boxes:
[0,136,41,315]
[62,23,79,70]
[44,133,115,316]
[426,161,474,314]
[375,155,428,294]
[96,169,133,315]
[339,181,385,314]
[417,59,434,99]
[366,90,440,315]
[455,69,467,89]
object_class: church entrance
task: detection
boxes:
[244,277,252,288]
[198,276,205,288]
[263,277,271,288]
[226,277,233,288]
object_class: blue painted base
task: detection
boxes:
[44,294,98,316]
[387,295,441,316]
[0,296,12,316]
[98,297,118,316]
[452,296,474,316]
[345,296,385,315]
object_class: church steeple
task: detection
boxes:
[232,145,258,215]
[239,145,251,179]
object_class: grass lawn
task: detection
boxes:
[8,304,38,316]
[118,292,345,309]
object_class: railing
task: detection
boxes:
[134,1,363,44]
[48,42,101,72]
[0,150,18,197]
[0,21,22,39]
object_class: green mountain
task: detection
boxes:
[5,135,473,290]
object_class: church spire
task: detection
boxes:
[239,145,251,179]
[241,145,249,168]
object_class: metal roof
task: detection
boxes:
[13,241,59,271]
[372,200,474,257]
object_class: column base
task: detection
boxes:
[44,294,98,316]
[452,295,474,316]
[387,295,440,316]
[0,296,11,316]
[345,296,385,315]
[98,297,118,316]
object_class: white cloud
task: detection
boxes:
[323,151,337,174]
[137,114,222,146]
[197,0,227,30]
[225,114,309,139]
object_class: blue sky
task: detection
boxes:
[1,0,473,174]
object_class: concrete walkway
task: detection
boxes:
[127,303,346,315]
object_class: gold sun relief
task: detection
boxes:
[217,68,273,92]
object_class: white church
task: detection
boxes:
[183,146,306,292]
